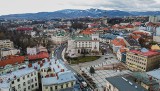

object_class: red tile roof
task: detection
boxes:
[126,24,134,28]
[28,52,49,60]
[134,22,141,26]
[112,38,126,46]
[16,27,33,31]
[129,50,160,57]
[0,56,25,67]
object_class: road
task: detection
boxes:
[54,44,93,91]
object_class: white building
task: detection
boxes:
[0,66,39,91]
[27,46,47,55]
[40,58,76,91]
[0,40,14,49]
[67,34,100,56]
[0,48,20,58]
[147,68,160,86]
[149,16,160,23]
[50,29,69,44]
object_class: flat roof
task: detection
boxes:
[106,76,147,91]
[0,67,36,89]
[72,35,92,41]
[42,70,76,85]
[147,68,160,80]
[129,49,160,57]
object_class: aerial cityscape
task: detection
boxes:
[0,0,160,91]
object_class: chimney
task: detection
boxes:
[55,61,56,64]
[28,64,32,68]
[42,60,45,63]
[45,74,49,78]
[40,63,43,67]
[14,75,16,79]
[57,65,59,68]
[34,66,37,70]
[49,62,52,65]
[38,61,41,64]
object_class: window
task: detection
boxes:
[34,72,36,75]
[35,78,37,81]
[24,88,26,91]
[35,83,37,86]
[12,86,15,91]
[31,73,33,76]
[71,82,74,86]
[55,86,57,89]
[28,80,30,84]
[61,85,63,88]
[28,86,30,90]
[23,82,26,86]
[32,84,34,88]
[23,76,25,80]
[66,83,68,87]
[31,79,33,82]
[45,87,48,89]
[17,79,20,82]
[12,81,14,84]
[27,75,29,78]
[50,87,53,91]
[18,84,21,89]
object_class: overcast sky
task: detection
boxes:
[0,0,160,15]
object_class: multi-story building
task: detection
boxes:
[67,34,99,56]
[50,29,69,44]
[126,48,160,72]
[147,68,160,87]
[0,48,20,59]
[0,40,14,49]
[105,76,147,91]
[0,66,39,91]
[40,58,76,91]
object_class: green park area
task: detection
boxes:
[67,56,100,64]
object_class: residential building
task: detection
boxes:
[0,66,39,91]
[147,68,160,87]
[50,29,69,44]
[127,72,159,91]
[27,46,47,55]
[123,36,141,50]
[149,16,160,23]
[0,48,20,59]
[40,58,76,91]
[105,76,147,91]
[126,48,160,72]
[116,47,128,63]
[0,40,14,49]
[111,36,126,53]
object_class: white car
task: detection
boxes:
[106,54,109,56]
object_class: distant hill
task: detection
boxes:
[0,8,160,19]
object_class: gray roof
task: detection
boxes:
[100,34,117,40]
[106,76,147,91]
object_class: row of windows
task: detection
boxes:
[127,54,146,61]
[12,76,37,84]
[45,82,74,90]
[127,62,146,71]
[127,58,146,66]
[12,83,38,91]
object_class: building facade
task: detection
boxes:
[126,48,160,72]
[0,67,39,91]
[0,40,14,49]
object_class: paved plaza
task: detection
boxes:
[71,53,131,89]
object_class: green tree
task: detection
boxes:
[89,66,95,75]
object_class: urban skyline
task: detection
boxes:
[0,0,160,15]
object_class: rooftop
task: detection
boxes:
[112,37,126,46]
[42,70,76,85]
[106,76,147,91]
[0,66,36,89]
[72,35,92,41]
[147,68,160,80]
[129,48,160,57]
[124,36,140,46]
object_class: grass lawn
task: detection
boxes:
[68,56,100,64]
